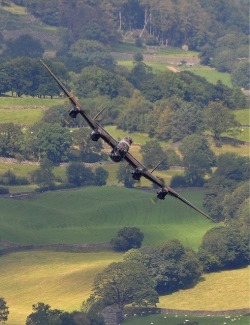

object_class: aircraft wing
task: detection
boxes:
[41,60,214,222]
[40,60,118,149]
[124,152,215,222]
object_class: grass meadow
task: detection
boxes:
[123,313,249,325]
[0,186,215,249]
[0,250,122,325]
[0,96,64,108]
[117,60,232,87]
[0,250,248,325]
[158,267,250,310]
[0,96,64,125]
[0,108,45,125]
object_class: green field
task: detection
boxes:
[0,108,45,125]
[123,313,249,325]
[0,96,65,125]
[117,60,232,87]
[0,186,214,248]
[0,96,64,108]
[0,186,218,325]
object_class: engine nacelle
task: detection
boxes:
[132,168,143,181]
[90,129,101,141]
[69,107,80,118]
[109,149,123,162]
[157,188,168,200]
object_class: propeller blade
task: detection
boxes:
[136,178,142,188]
[151,159,165,173]
[93,105,108,120]
[151,196,159,204]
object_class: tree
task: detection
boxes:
[0,66,10,94]
[69,39,115,71]
[145,240,202,294]
[0,123,23,158]
[4,58,68,97]
[204,153,249,221]
[66,162,95,187]
[26,302,91,325]
[164,148,182,167]
[146,103,173,140]
[140,140,166,169]
[93,261,158,310]
[198,226,249,272]
[169,104,205,142]
[30,123,72,163]
[222,182,250,223]
[204,101,239,142]
[30,158,55,188]
[212,49,236,73]
[128,61,153,90]
[117,91,152,132]
[110,227,144,251]
[231,61,250,89]
[26,303,61,325]
[4,34,44,59]
[0,298,9,324]
[74,66,133,99]
[95,167,109,186]
[179,135,215,186]
[117,163,136,188]
[72,128,103,163]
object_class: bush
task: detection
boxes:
[0,171,29,186]
[133,52,144,62]
[170,175,188,188]
[135,37,143,47]
[0,186,9,194]
[145,37,159,46]
[110,227,144,252]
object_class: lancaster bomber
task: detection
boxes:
[40,60,215,222]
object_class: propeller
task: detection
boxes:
[151,196,159,204]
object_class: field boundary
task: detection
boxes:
[0,239,111,255]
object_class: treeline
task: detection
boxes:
[4,0,247,78]
[0,57,246,141]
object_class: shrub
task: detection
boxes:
[170,175,188,188]
[145,37,159,46]
[0,186,9,194]
[110,227,144,252]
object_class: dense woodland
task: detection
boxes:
[0,1,249,323]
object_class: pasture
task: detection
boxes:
[0,251,248,325]
[0,186,215,249]
[158,267,250,310]
[0,96,64,125]
[123,313,249,325]
[0,250,122,325]
[0,96,64,108]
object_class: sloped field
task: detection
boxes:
[0,186,215,249]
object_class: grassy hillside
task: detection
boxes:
[158,266,250,310]
[0,251,248,325]
[0,250,122,325]
[0,186,214,249]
